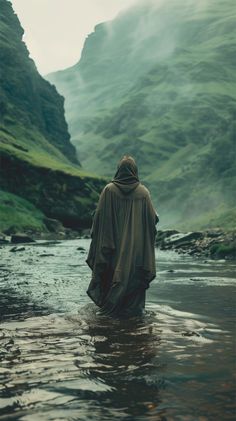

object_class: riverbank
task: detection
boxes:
[0,218,86,245]
[1,225,236,260]
[156,229,236,260]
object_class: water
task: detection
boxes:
[0,239,235,420]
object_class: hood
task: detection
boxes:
[112,156,140,194]
[112,180,140,195]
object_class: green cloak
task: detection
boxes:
[86,159,158,317]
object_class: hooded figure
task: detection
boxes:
[86,156,159,317]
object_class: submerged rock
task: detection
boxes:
[10,246,26,252]
[182,331,201,337]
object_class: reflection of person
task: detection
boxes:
[82,316,162,417]
[86,155,159,317]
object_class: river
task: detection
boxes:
[0,239,235,420]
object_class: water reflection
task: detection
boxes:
[82,311,164,419]
[0,240,235,420]
[0,306,165,420]
[0,286,50,322]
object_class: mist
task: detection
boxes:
[11,0,137,75]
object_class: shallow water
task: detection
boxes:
[0,239,235,420]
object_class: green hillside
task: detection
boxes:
[0,0,105,232]
[48,0,236,230]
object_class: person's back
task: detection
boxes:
[86,155,158,317]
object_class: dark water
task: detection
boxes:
[0,239,235,421]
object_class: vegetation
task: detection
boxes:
[48,0,236,231]
[0,0,78,165]
[0,0,106,231]
[210,242,236,259]
[0,190,46,233]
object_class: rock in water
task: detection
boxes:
[11,234,35,244]
[164,232,204,246]
[43,218,64,233]
[10,246,26,252]
[0,233,9,244]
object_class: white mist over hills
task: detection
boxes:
[11,0,137,74]
[47,0,236,230]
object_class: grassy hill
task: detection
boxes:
[48,0,236,230]
[0,0,105,233]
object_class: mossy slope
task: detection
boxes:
[0,0,106,231]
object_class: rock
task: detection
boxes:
[10,246,26,252]
[64,228,80,239]
[43,217,64,233]
[80,229,91,238]
[156,229,179,246]
[206,230,224,238]
[0,239,9,244]
[31,240,61,246]
[157,228,236,260]
[39,253,55,257]
[11,234,35,244]
[77,246,86,251]
[189,248,199,255]
[0,233,9,244]
[164,231,204,247]
[182,331,200,337]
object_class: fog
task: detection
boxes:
[47,0,212,122]
[11,0,137,75]
[11,0,213,75]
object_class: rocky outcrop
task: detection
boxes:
[156,229,236,260]
[0,151,106,229]
[0,0,106,233]
[0,0,79,165]
[11,234,35,244]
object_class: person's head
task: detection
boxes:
[112,155,139,186]
[117,155,138,175]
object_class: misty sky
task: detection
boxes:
[11,0,136,75]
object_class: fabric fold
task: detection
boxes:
[86,157,158,317]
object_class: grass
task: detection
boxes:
[0,0,108,234]
[0,189,47,233]
[210,242,236,259]
[0,125,106,180]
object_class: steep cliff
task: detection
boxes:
[48,0,236,230]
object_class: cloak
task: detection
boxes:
[86,159,158,317]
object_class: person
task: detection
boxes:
[86,155,159,317]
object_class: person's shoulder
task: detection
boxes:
[103,182,151,198]
[136,183,151,197]
[101,182,115,194]
[104,182,114,191]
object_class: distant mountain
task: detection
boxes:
[48,0,236,230]
[0,0,105,233]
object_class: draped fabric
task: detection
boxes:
[86,158,158,317]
